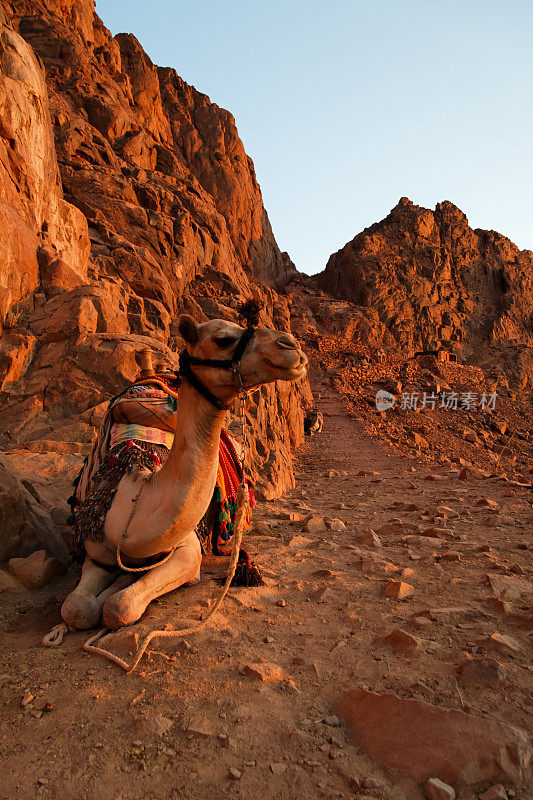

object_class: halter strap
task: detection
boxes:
[178,326,256,411]
[184,327,256,372]
[178,352,233,411]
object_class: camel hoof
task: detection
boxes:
[102,589,146,630]
[61,592,103,630]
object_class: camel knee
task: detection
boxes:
[61,591,102,630]
[102,544,202,629]
[102,587,145,630]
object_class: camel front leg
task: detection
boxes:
[61,558,123,629]
[102,532,202,630]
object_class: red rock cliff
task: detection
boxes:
[0,0,309,542]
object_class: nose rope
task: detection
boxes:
[239,390,247,475]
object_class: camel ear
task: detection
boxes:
[177,315,199,345]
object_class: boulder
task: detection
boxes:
[457,656,504,688]
[425,778,455,800]
[382,579,415,600]
[485,573,532,602]
[383,628,421,656]
[134,713,173,737]
[304,517,327,534]
[242,662,286,683]
[8,549,64,589]
[361,529,382,547]
[0,568,26,593]
[337,689,531,788]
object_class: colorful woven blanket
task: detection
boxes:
[69,376,255,556]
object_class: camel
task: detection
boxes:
[60,314,308,632]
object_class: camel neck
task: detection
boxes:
[154,380,229,483]
[127,379,233,555]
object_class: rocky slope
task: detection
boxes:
[315,197,533,389]
[0,0,310,561]
[288,273,532,491]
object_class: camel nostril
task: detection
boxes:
[277,334,298,350]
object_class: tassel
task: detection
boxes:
[231,549,264,587]
[238,299,262,328]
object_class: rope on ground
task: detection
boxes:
[42,622,70,647]
[82,480,249,673]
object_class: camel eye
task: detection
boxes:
[214,335,235,349]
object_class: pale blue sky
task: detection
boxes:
[95,0,532,274]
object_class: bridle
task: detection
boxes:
[178,325,256,411]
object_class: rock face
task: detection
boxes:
[0,0,311,531]
[0,453,68,562]
[316,197,533,388]
[0,14,89,327]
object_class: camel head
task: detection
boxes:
[177,315,308,408]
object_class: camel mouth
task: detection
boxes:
[264,354,308,380]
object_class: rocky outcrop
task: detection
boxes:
[0,453,68,562]
[0,0,311,543]
[316,198,533,388]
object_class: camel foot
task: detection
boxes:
[61,592,104,630]
[42,622,71,647]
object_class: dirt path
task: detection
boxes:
[1,387,531,800]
